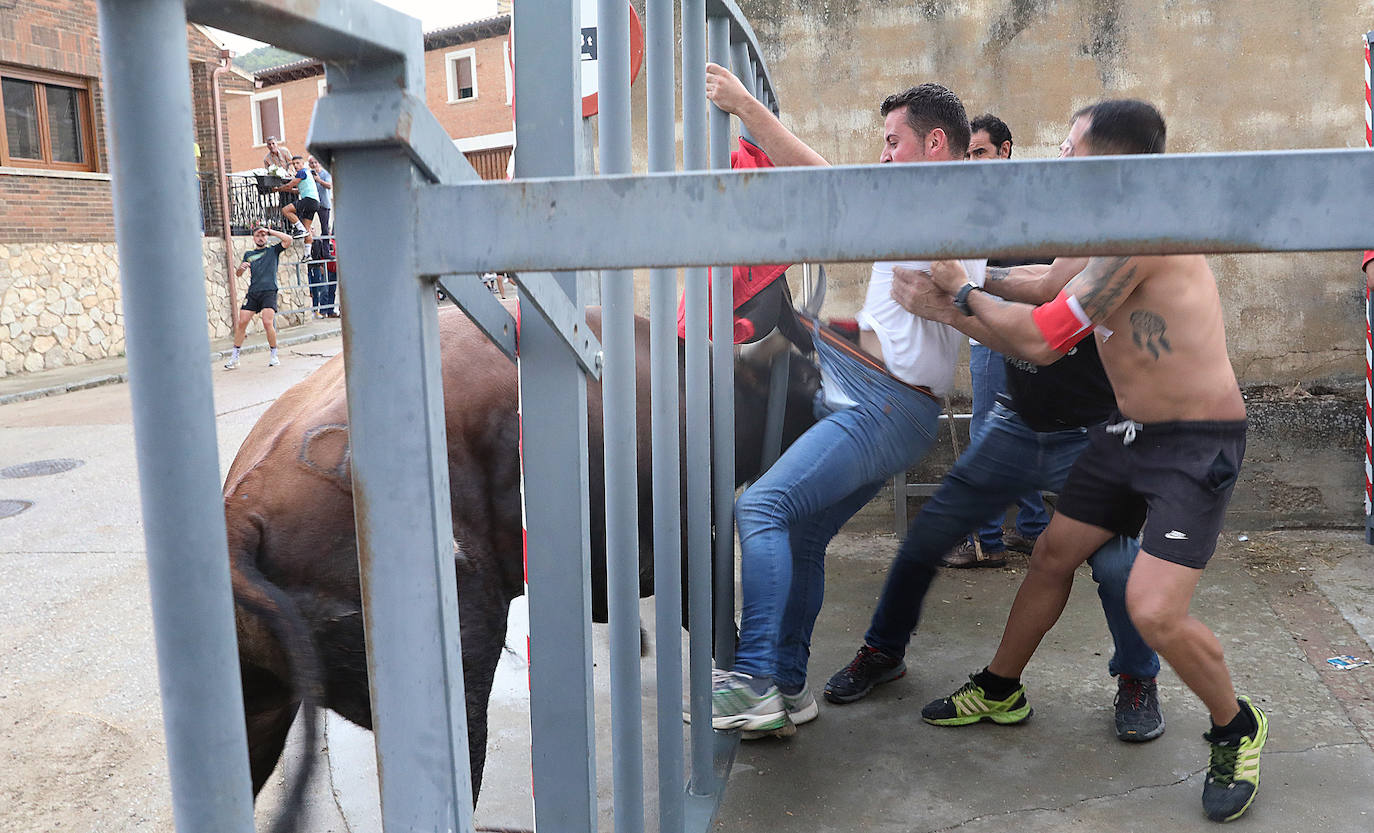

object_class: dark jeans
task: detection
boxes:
[317,207,331,237]
[969,343,1049,548]
[308,264,336,315]
[865,401,1160,679]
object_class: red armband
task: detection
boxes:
[1030,290,1094,354]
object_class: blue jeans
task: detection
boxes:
[969,343,1049,548]
[734,337,942,692]
[866,401,1160,679]
[308,264,336,314]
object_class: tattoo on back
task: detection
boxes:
[1130,310,1172,359]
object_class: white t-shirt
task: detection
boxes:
[855,259,987,397]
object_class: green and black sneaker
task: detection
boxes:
[1201,696,1268,822]
[921,674,1033,726]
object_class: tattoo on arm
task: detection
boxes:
[984,267,1010,285]
[1130,309,1172,359]
[1075,256,1137,320]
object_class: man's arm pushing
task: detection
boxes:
[982,257,1089,304]
[705,63,829,168]
[924,256,1148,365]
[890,266,1043,360]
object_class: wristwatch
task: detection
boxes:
[952,282,983,316]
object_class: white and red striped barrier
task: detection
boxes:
[1364,32,1372,542]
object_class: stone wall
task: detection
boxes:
[1,242,123,376]
[0,237,309,378]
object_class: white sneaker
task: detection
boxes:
[742,687,818,740]
[268,353,280,366]
[292,227,308,238]
[224,356,239,370]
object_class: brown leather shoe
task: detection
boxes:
[940,540,1007,569]
[1003,530,1040,555]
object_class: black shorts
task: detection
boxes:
[1055,414,1247,569]
[242,290,278,313]
[291,196,319,223]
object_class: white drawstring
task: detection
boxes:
[1105,418,1143,445]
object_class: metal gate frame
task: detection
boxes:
[97,0,1374,831]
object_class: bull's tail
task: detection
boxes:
[231,553,324,833]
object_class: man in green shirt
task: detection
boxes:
[225,225,293,369]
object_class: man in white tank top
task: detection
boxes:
[703,61,980,735]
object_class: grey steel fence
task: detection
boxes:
[96,1,1374,833]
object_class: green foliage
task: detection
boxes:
[235,46,308,74]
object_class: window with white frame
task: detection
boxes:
[250,89,284,147]
[503,41,512,105]
[446,48,478,103]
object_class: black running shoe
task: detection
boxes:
[1114,674,1165,742]
[1201,696,1268,822]
[823,644,906,704]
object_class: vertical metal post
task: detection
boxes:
[728,42,755,144]
[94,2,255,830]
[681,0,715,793]
[333,148,475,833]
[707,13,736,670]
[646,0,686,828]
[514,2,598,831]
[597,0,645,830]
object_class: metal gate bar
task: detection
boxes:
[95,1,255,830]
[645,0,687,827]
[681,0,716,796]
[597,0,646,830]
[707,10,738,674]
[416,149,1374,273]
[512,2,600,831]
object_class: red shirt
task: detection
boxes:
[677,137,791,343]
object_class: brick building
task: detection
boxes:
[1,0,254,377]
[228,14,515,181]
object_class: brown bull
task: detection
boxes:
[226,304,820,813]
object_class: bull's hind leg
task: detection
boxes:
[241,664,301,795]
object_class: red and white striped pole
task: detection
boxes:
[1364,33,1372,543]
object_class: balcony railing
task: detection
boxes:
[196,171,292,236]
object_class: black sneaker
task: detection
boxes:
[1114,674,1165,742]
[1201,696,1268,822]
[824,645,906,704]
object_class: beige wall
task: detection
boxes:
[620,0,1372,387]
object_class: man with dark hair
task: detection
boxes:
[943,113,1051,568]
[967,113,1012,160]
[702,62,978,736]
[897,99,1267,823]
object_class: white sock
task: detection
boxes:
[294,222,307,232]
[269,347,278,357]
[231,346,241,359]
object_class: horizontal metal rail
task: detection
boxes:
[415,148,1374,274]
[187,0,421,83]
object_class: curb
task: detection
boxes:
[0,326,341,407]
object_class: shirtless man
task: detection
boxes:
[898,100,1266,823]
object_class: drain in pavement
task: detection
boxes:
[0,458,85,479]
[0,499,33,520]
